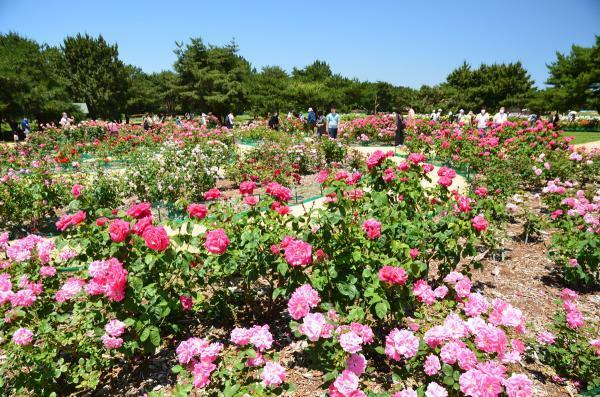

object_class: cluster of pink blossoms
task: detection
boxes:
[126,202,151,218]
[437,166,457,187]
[412,279,450,305]
[5,234,55,264]
[287,284,320,320]
[560,288,584,329]
[265,182,292,202]
[85,258,128,302]
[176,337,223,388]
[361,218,381,239]
[12,327,33,346]
[230,324,273,353]
[366,150,394,169]
[101,319,126,349]
[55,210,86,231]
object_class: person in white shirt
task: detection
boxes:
[200,113,207,127]
[436,109,442,122]
[476,109,489,130]
[493,107,508,126]
[226,112,235,129]
[456,109,465,123]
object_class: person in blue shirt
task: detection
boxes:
[326,106,340,139]
[307,107,316,135]
[21,118,30,139]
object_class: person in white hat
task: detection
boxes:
[307,107,317,135]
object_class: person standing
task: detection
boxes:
[316,111,326,139]
[456,109,465,124]
[269,111,280,130]
[326,106,340,139]
[60,112,73,128]
[552,112,560,127]
[225,112,235,129]
[21,118,30,139]
[395,112,405,147]
[467,111,475,126]
[307,107,316,135]
[406,106,416,129]
[476,109,489,131]
[200,113,207,127]
[493,107,508,126]
[143,114,152,130]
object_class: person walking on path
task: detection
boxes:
[395,112,405,147]
[326,106,340,139]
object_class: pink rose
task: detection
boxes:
[187,203,208,220]
[204,229,230,254]
[109,219,130,243]
[142,226,170,251]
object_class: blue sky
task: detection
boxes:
[1,0,598,88]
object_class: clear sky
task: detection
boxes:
[1,0,598,88]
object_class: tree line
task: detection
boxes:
[1,32,598,130]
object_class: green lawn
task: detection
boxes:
[564,130,600,145]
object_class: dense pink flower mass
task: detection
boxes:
[203,188,221,201]
[239,180,256,195]
[101,334,123,349]
[85,258,128,302]
[504,373,533,397]
[105,319,125,337]
[230,324,273,351]
[127,202,152,219]
[378,266,408,285]
[55,277,86,302]
[109,219,130,243]
[287,284,320,319]
[361,218,382,239]
[132,216,153,236]
[187,203,208,220]
[265,182,292,202]
[204,229,230,254]
[142,226,170,251]
[13,327,33,346]
[284,239,313,266]
[56,210,87,231]
[261,361,286,387]
[385,329,419,360]
[366,150,393,169]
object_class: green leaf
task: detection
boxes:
[375,302,388,319]
[139,327,150,342]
